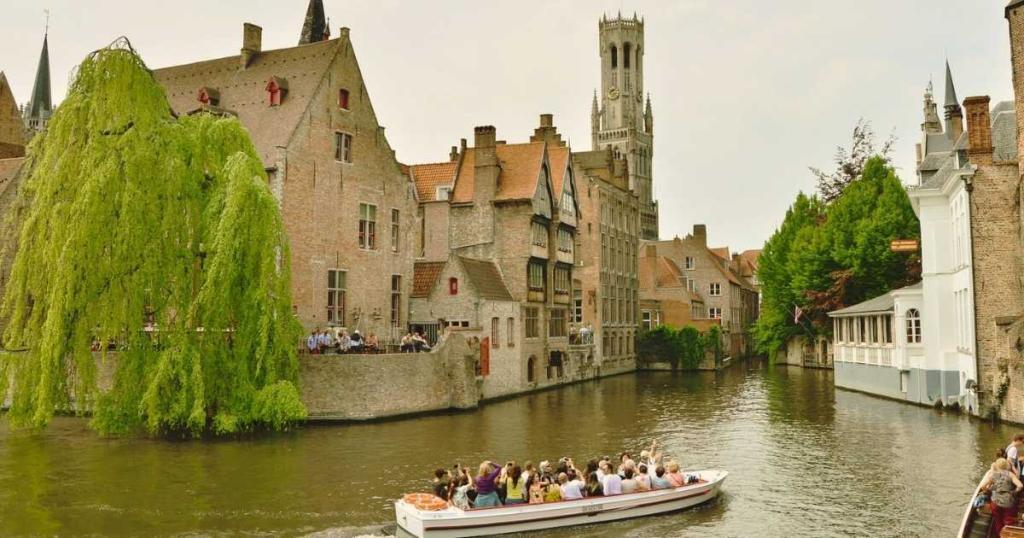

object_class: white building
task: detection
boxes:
[829,66,978,412]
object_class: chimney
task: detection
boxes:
[473,126,499,204]
[241,23,262,69]
[530,113,565,146]
[964,96,993,160]
[693,224,707,246]
[450,145,459,162]
[540,113,553,128]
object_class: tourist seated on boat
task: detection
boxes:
[636,464,652,491]
[600,461,622,495]
[618,452,635,476]
[448,468,472,510]
[584,470,603,497]
[527,472,546,504]
[349,330,364,351]
[432,468,451,500]
[640,440,663,468]
[543,477,563,502]
[503,464,527,504]
[651,465,671,489]
[1007,434,1024,477]
[522,461,535,484]
[473,461,503,508]
[559,472,584,500]
[621,468,639,493]
[980,458,1023,537]
[665,460,685,488]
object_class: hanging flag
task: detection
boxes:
[793,305,803,324]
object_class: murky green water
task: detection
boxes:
[0,361,1012,536]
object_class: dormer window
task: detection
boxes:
[197,87,220,107]
[265,77,288,107]
[338,88,350,110]
[436,186,452,200]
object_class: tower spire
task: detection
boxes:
[24,26,52,134]
[943,59,964,138]
[921,78,942,134]
[299,0,328,45]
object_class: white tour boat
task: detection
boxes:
[394,469,727,538]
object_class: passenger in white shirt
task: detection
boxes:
[559,472,584,500]
[600,462,622,495]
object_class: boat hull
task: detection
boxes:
[395,469,727,538]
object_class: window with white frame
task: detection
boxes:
[390,209,400,252]
[572,289,583,323]
[359,203,377,249]
[709,283,721,296]
[708,307,722,319]
[641,310,652,330]
[327,269,346,325]
[334,132,353,163]
[390,275,401,327]
[532,221,548,247]
[685,256,695,270]
[558,227,574,254]
[906,309,921,344]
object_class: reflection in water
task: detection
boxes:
[0,360,1013,536]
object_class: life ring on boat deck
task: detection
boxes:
[402,493,448,511]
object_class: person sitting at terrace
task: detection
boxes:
[413,332,431,352]
[401,333,415,353]
[365,332,379,353]
[350,330,364,351]
[337,330,351,353]
[317,329,334,353]
[306,330,320,354]
[473,461,503,508]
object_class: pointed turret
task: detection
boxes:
[298,0,329,45]
[943,60,964,138]
[644,93,653,134]
[23,32,52,134]
[921,79,942,134]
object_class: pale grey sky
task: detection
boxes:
[0,1,1014,252]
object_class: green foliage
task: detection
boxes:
[754,156,920,355]
[0,41,305,436]
[637,325,708,370]
[704,325,724,363]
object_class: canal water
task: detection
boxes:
[0,360,1013,537]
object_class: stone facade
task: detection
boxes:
[573,147,640,369]
[0,73,25,158]
[591,14,657,240]
[153,21,421,343]
[637,243,714,331]
[642,225,759,357]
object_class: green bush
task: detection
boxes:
[637,325,710,370]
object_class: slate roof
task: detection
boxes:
[153,38,341,166]
[993,101,1019,162]
[26,35,51,121]
[410,161,457,202]
[829,282,922,317]
[458,257,513,301]
[451,142,547,204]
[411,261,446,298]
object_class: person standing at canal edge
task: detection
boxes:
[980,458,1022,537]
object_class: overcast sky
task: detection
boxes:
[1,0,1015,252]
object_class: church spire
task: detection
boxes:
[24,29,52,133]
[299,0,328,45]
[943,60,964,138]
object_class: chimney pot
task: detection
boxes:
[450,146,459,162]
[540,113,554,128]
[460,138,467,151]
[474,125,497,148]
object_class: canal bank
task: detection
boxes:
[0,360,1011,537]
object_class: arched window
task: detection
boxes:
[623,43,632,69]
[527,356,536,383]
[448,277,458,295]
[610,45,618,69]
[338,88,350,110]
[906,309,921,343]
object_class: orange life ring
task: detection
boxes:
[402,493,448,511]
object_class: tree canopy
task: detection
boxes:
[754,156,920,355]
[811,119,895,203]
[0,40,305,436]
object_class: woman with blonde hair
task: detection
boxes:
[664,460,685,488]
[980,457,1023,536]
[473,461,504,508]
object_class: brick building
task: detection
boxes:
[573,146,640,369]
[0,73,26,158]
[642,225,759,357]
[152,7,420,341]
[638,244,708,331]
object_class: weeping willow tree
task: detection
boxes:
[0,39,305,436]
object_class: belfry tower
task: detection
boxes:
[591,12,657,240]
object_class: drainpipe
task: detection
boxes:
[964,170,981,413]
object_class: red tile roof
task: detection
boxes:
[410,161,458,202]
[451,142,547,204]
[411,261,445,298]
